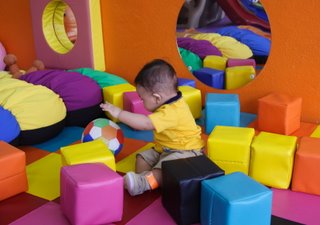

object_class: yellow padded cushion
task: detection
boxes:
[189,33,253,59]
[0,72,66,130]
[178,85,202,119]
[249,132,297,189]
[102,83,136,122]
[207,126,255,174]
[60,139,116,171]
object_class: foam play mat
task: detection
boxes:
[1,123,320,225]
[26,153,62,201]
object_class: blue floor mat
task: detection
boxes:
[33,126,84,152]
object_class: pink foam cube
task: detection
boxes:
[60,163,123,225]
[123,91,151,115]
[227,58,256,68]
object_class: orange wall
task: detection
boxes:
[1,0,320,123]
[0,1,36,69]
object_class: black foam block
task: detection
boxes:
[162,155,224,225]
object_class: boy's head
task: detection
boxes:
[135,59,177,94]
[134,59,178,112]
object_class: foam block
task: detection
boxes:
[178,85,202,119]
[201,172,272,225]
[162,155,224,225]
[249,132,297,189]
[0,141,28,201]
[203,55,228,70]
[292,137,320,195]
[177,77,196,87]
[61,163,123,225]
[227,58,256,68]
[258,93,302,135]
[207,126,255,175]
[102,83,136,122]
[225,65,256,90]
[193,67,224,89]
[60,139,116,171]
[205,93,240,134]
[123,91,151,116]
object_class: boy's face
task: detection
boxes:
[136,86,161,112]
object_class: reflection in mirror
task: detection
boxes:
[42,1,77,54]
[176,0,271,90]
[64,6,78,43]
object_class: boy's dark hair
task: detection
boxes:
[134,59,178,93]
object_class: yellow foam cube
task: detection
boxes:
[249,132,297,189]
[178,85,202,119]
[60,139,116,171]
[207,126,255,175]
[203,55,228,70]
[102,83,136,122]
[225,66,255,90]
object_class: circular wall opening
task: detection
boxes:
[176,0,271,90]
[42,0,78,54]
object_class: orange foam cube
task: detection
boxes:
[258,93,302,135]
[0,141,28,200]
[292,137,320,195]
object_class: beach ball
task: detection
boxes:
[81,118,124,155]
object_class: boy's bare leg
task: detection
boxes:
[124,156,162,196]
[151,168,162,187]
[135,155,152,173]
[135,155,162,186]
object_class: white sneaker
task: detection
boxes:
[124,172,151,196]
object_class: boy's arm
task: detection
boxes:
[100,102,154,130]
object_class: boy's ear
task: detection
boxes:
[152,93,162,104]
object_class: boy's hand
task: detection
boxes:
[100,102,122,119]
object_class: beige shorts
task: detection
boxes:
[137,148,203,169]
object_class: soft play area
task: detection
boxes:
[1,0,320,225]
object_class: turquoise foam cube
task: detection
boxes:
[205,93,240,134]
[201,172,272,225]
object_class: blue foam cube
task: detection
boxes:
[178,78,196,88]
[201,172,272,225]
[205,93,240,134]
[193,68,224,89]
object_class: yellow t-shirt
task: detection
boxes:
[148,93,204,152]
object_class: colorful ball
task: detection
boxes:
[81,118,124,156]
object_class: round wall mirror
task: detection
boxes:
[42,1,78,54]
[176,0,271,90]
